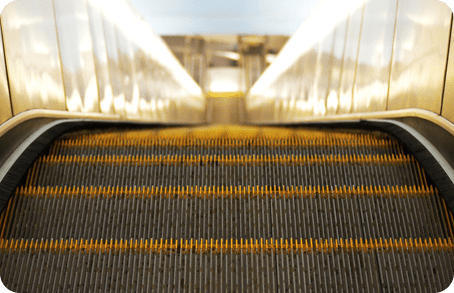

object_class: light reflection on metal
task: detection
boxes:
[0,0,205,124]
[87,0,114,114]
[248,0,364,102]
[443,21,454,124]
[265,54,276,64]
[246,0,454,129]
[133,19,155,120]
[388,0,451,113]
[312,30,335,116]
[1,0,66,115]
[297,45,318,117]
[326,18,348,115]
[352,0,397,113]
[209,67,242,92]
[116,28,138,116]
[54,0,99,113]
[326,90,339,114]
[156,36,204,97]
[0,28,12,124]
[338,2,364,114]
[214,51,240,61]
[102,16,124,116]
[112,0,144,117]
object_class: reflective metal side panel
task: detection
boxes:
[442,19,454,124]
[155,36,205,123]
[103,16,124,116]
[121,0,144,119]
[0,27,12,124]
[311,31,335,117]
[136,48,153,120]
[87,0,114,114]
[286,66,301,120]
[1,0,66,114]
[388,0,451,113]
[338,3,364,114]
[116,28,139,117]
[352,0,397,113]
[143,44,161,121]
[326,18,348,115]
[134,20,154,120]
[54,0,99,113]
[300,47,318,116]
[272,59,292,121]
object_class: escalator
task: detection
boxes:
[0,125,453,292]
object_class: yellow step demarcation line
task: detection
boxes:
[52,136,398,149]
[1,237,452,254]
[12,184,439,200]
[59,125,390,142]
[32,153,415,166]
[25,152,428,188]
[5,184,452,240]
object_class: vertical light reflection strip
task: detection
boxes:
[87,0,114,114]
[1,0,66,114]
[53,0,100,113]
[248,0,365,103]
[352,0,398,113]
[102,1,125,117]
[442,18,454,124]
[0,25,12,124]
[388,0,451,113]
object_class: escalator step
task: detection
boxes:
[0,125,453,292]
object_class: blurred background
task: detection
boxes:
[127,0,319,123]
[161,34,291,123]
[162,35,289,94]
[128,0,322,95]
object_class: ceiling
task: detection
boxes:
[129,0,320,35]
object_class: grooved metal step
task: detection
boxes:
[0,125,453,292]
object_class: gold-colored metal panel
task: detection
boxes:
[54,0,99,113]
[150,34,205,123]
[338,2,364,114]
[87,0,114,114]
[388,0,451,114]
[246,0,367,124]
[326,18,348,115]
[312,30,335,117]
[442,20,454,124]
[1,0,66,115]
[141,57,160,121]
[245,99,276,123]
[286,66,301,121]
[295,45,318,117]
[0,27,12,124]
[136,51,153,120]
[103,16,124,116]
[154,67,168,121]
[116,27,139,117]
[352,0,397,113]
[133,19,155,120]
